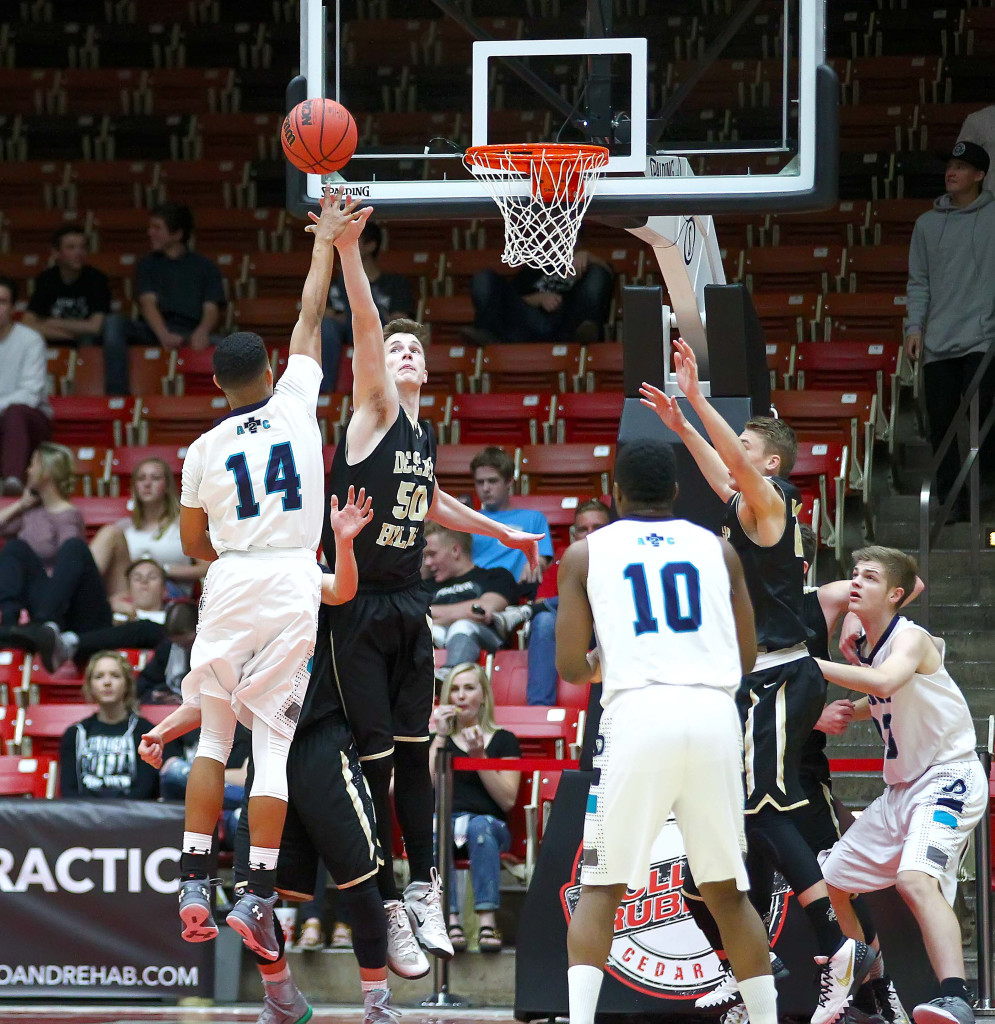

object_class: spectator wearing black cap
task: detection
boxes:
[904,140,995,518]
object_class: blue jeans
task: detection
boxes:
[450,813,510,913]
[526,597,558,705]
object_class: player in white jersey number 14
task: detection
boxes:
[554,439,780,1024]
[814,546,986,1024]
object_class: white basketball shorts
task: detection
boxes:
[182,550,322,740]
[821,757,986,905]
[581,683,749,891]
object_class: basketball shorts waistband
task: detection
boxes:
[754,642,810,670]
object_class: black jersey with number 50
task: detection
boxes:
[323,409,436,587]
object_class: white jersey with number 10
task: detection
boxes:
[180,354,325,556]
[586,518,742,702]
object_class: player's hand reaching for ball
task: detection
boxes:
[139,731,164,769]
[328,485,374,541]
[332,201,374,250]
[671,337,702,399]
[639,381,689,433]
[306,186,366,246]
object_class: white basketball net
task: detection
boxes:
[463,144,609,279]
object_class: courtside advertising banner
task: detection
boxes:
[0,800,213,999]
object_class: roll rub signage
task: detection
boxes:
[560,816,789,999]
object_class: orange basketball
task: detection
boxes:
[282,98,357,174]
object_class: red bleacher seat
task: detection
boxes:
[74,496,131,540]
[420,295,476,345]
[139,704,179,725]
[447,393,553,446]
[0,254,49,302]
[49,396,134,447]
[440,250,512,296]
[434,444,483,497]
[518,444,614,495]
[0,706,14,756]
[14,703,95,759]
[492,705,581,760]
[0,755,56,798]
[764,342,795,389]
[479,343,583,394]
[553,392,623,444]
[128,345,173,396]
[233,297,300,338]
[424,344,481,397]
[173,348,219,395]
[490,650,529,706]
[579,343,624,392]
[821,293,906,342]
[791,441,850,564]
[555,679,591,711]
[22,659,85,706]
[67,444,110,497]
[133,394,229,445]
[0,650,30,709]
[45,346,74,397]
[509,495,608,549]
[744,245,844,294]
[866,198,932,245]
[750,293,820,344]
[242,251,312,298]
[769,201,868,247]
[845,244,910,293]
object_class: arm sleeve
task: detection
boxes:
[180,441,205,509]
[904,218,930,336]
[274,353,323,410]
[484,568,520,605]
[58,727,81,797]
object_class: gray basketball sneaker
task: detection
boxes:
[364,986,401,1024]
[384,899,429,979]
[403,868,454,959]
[258,977,313,1024]
[178,877,218,942]
[227,891,281,960]
[913,997,975,1024]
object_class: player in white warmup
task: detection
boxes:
[814,546,985,1024]
[555,438,779,1024]
[175,188,364,961]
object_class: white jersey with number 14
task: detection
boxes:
[586,517,742,702]
[180,354,324,555]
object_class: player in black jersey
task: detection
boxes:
[327,206,543,977]
[640,338,873,1024]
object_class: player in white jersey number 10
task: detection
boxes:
[814,546,986,1024]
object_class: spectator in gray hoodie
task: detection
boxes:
[904,140,995,517]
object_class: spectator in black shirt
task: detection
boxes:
[136,600,197,704]
[430,662,521,953]
[23,225,112,353]
[465,248,614,345]
[423,521,519,668]
[101,203,226,394]
[59,650,178,799]
[320,218,415,391]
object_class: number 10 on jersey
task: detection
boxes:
[623,561,702,634]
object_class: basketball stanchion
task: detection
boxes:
[975,717,994,1016]
[421,744,466,1008]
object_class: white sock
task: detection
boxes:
[739,974,778,1024]
[568,964,604,1024]
[247,845,280,871]
[261,963,291,984]
[362,978,389,992]
[182,831,213,856]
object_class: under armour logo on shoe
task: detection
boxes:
[251,905,264,921]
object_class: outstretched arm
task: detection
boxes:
[428,486,543,572]
[816,629,933,698]
[640,382,736,502]
[321,485,374,605]
[290,187,364,366]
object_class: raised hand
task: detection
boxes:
[332,201,374,250]
[672,337,701,399]
[328,485,375,541]
[305,186,366,246]
[504,529,544,571]
[639,381,688,432]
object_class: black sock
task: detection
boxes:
[851,894,877,946]
[180,852,211,880]
[361,754,400,901]
[803,896,845,957]
[682,886,725,954]
[246,867,277,898]
[940,978,969,1003]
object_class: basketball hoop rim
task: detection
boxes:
[463,142,610,174]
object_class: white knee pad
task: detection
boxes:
[196,696,236,764]
[250,718,292,801]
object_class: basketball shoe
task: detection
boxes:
[403,868,454,959]
[873,978,911,1024]
[364,986,401,1024]
[912,997,975,1024]
[227,891,281,960]
[178,877,218,942]
[384,899,430,978]
[696,952,789,1010]
[812,939,876,1024]
[259,976,313,1024]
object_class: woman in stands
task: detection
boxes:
[59,650,177,799]
[0,443,113,658]
[430,662,521,953]
[89,456,204,597]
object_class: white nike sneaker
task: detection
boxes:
[696,964,740,1010]
[812,939,875,1024]
[384,899,430,979]
[403,868,454,960]
[874,978,911,1024]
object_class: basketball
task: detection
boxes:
[281,98,357,174]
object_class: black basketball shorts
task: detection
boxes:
[736,653,827,814]
[793,747,844,855]
[235,710,381,899]
[325,582,436,759]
